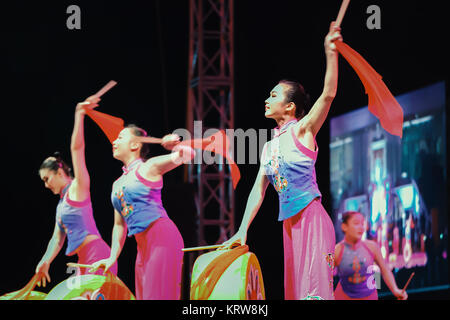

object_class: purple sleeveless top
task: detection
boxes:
[111,158,168,237]
[261,120,322,221]
[337,240,377,298]
[56,183,101,256]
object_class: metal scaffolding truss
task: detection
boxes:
[186,0,235,247]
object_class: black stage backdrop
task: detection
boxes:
[0,0,447,301]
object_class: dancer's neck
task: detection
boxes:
[122,154,141,168]
[344,236,361,250]
[275,116,297,129]
[59,178,72,197]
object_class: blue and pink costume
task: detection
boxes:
[334,240,378,300]
[261,119,336,300]
[111,158,184,300]
[56,183,117,275]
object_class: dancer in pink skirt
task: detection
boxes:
[221,22,342,300]
[334,211,408,300]
[90,125,194,300]
[36,97,117,288]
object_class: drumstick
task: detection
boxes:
[137,136,164,144]
[335,0,350,28]
[182,243,242,252]
[66,263,95,269]
[182,244,223,252]
[137,135,183,145]
[82,80,117,110]
[93,80,117,98]
[401,272,415,293]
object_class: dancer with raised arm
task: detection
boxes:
[90,125,195,300]
[221,22,342,300]
[36,96,117,288]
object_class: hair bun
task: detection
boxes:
[53,151,62,161]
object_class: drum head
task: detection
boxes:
[45,274,135,300]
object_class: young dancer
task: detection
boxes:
[221,22,342,300]
[90,125,194,300]
[334,211,408,300]
[35,97,117,287]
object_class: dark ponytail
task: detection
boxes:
[39,152,73,178]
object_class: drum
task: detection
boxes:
[1,269,134,301]
[190,249,265,300]
[25,291,48,300]
[44,273,135,300]
[0,290,47,300]
[0,273,48,300]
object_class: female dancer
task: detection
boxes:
[35,97,117,287]
[221,22,342,300]
[90,125,194,300]
[334,211,408,300]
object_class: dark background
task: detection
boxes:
[0,0,447,300]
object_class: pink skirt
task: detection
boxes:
[77,237,118,276]
[334,281,378,300]
[283,198,336,300]
[134,217,184,300]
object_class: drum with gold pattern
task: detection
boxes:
[44,273,135,300]
[190,249,265,300]
[1,271,134,300]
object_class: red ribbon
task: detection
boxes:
[335,40,404,137]
[179,130,241,189]
[85,108,124,144]
[85,109,240,189]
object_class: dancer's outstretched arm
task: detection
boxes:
[90,209,127,274]
[220,164,269,249]
[35,223,66,287]
[294,22,342,141]
[70,97,99,201]
[139,134,195,179]
[366,240,408,300]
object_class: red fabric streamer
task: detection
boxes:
[84,109,240,188]
[335,40,404,138]
[179,130,241,189]
[85,108,125,144]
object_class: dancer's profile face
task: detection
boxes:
[39,168,64,195]
[264,83,290,119]
[112,128,140,161]
[342,213,365,241]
